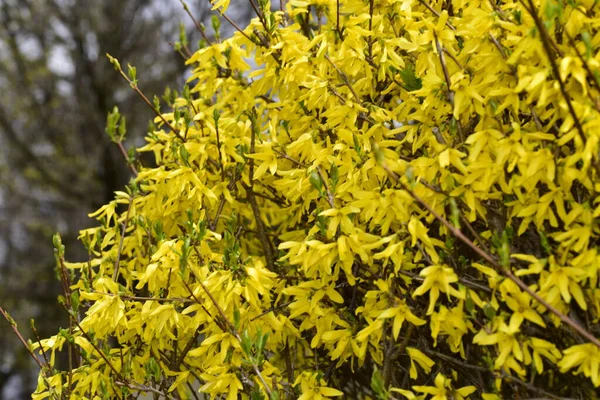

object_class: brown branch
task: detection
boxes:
[115,141,139,177]
[179,0,212,44]
[417,0,456,30]
[563,29,600,111]
[93,292,195,303]
[209,5,254,44]
[384,168,600,348]
[30,320,51,368]
[56,247,76,392]
[250,301,293,321]
[0,307,46,370]
[65,305,125,381]
[109,58,185,142]
[443,48,467,72]
[0,307,60,400]
[176,328,202,369]
[115,381,178,400]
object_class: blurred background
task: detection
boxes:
[0,0,252,397]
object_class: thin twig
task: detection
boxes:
[417,0,456,30]
[116,381,178,400]
[336,0,342,39]
[176,328,202,368]
[113,199,134,281]
[66,306,126,381]
[325,55,361,102]
[443,48,466,72]
[214,115,225,182]
[111,64,185,142]
[116,141,139,176]
[93,292,195,303]
[0,307,45,370]
[250,301,293,321]
[563,29,600,111]
[179,0,212,44]
[210,6,254,43]
[30,320,51,368]
[316,167,335,207]
[57,249,75,391]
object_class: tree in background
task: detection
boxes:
[0,0,252,397]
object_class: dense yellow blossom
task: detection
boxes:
[28,0,600,398]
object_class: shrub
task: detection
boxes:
[10,0,600,398]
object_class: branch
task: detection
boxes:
[383,167,600,348]
[107,54,185,142]
[179,0,212,44]
[0,307,46,370]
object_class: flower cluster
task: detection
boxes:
[30,0,600,398]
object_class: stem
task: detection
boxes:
[417,0,456,30]
[57,252,74,392]
[179,0,212,44]
[113,198,134,281]
[93,292,195,303]
[113,67,184,142]
[0,307,45,370]
[325,55,360,102]
[316,167,335,207]
[116,140,139,176]
[66,306,125,381]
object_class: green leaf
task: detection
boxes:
[241,329,252,355]
[179,23,188,47]
[483,303,496,320]
[582,31,592,59]
[118,115,127,141]
[233,307,241,331]
[70,290,80,312]
[371,368,386,399]
[212,15,221,38]
[399,66,422,92]
[106,53,121,71]
[309,170,323,193]
[127,64,137,86]
[449,198,460,228]
[330,164,339,191]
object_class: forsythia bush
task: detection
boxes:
[24,0,600,398]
